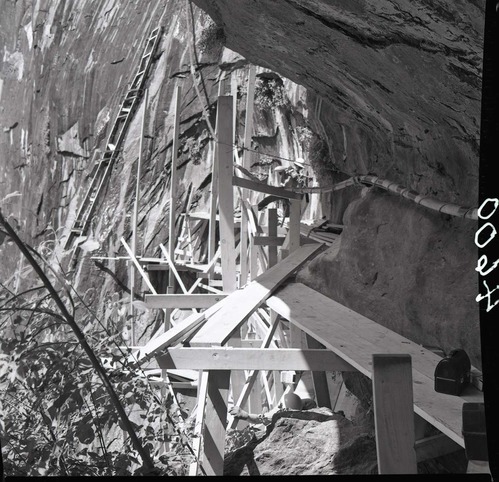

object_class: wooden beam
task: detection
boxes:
[372,354,417,474]
[130,88,149,345]
[127,303,223,367]
[169,85,181,288]
[203,370,230,476]
[144,293,227,309]
[121,237,156,294]
[159,244,189,295]
[217,96,237,293]
[289,198,301,253]
[267,208,278,268]
[239,65,256,287]
[233,176,302,200]
[253,235,285,246]
[189,243,323,346]
[156,348,355,371]
[189,371,209,476]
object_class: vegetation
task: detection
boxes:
[254,77,287,110]
[197,19,226,58]
[0,209,193,476]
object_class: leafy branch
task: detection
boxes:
[0,209,156,472]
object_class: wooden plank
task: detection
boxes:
[169,85,181,288]
[268,284,480,398]
[372,354,417,474]
[233,176,302,200]
[127,296,229,366]
[265,283,483,448]
[253,235,285,246]
[189,243,323,346]
[144,294,227,309]
[156,348,355,371]
[216,96,237,293]
[203,370,230,476]
[239,65,256,287]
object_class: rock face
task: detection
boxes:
[224,408,378,476]
[223,407,467,475]
[192,0,484,367]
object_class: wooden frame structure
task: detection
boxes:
[105,67,486,475]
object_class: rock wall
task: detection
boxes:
[192,0,484,367]
[0,0,315,342]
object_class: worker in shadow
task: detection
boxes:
[229,391,317,426]
[274,158,310,222]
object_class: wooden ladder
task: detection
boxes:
[64,26,162,265]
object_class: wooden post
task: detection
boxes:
[216,96,237,293]
[202,370,231,476]
[168,85,181,290]
[228,313,281,429]
[130,88,149,346]
[239,65,256,287]
[289,198,301,253]
[270,310,284,407]
[372,354,417,474]
[306,334,332,409]
[267,208,278,268]
[189,371,209,476]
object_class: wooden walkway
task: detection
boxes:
[77,63,486,474]
[266,282,483,449]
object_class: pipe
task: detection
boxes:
[292,176,478,220]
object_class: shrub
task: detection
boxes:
[254,78,287,110]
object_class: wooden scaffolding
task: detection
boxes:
[117,75,485,475]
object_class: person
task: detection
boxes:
[274,158,310,220]
[229,391,317,426]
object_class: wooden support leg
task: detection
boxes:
[270,310,285,406]
[306,334,331,409]
[202,370,231,476]
[189,371,209,476]
[372,354,417,474]
[216,96,237,293]
[268,208,278,268]
[289,198,301,253]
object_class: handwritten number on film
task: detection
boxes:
[475,198,499,312]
